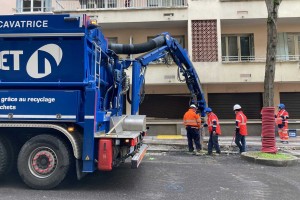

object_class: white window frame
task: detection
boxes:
[147,0,184,7]
[94,0,117,8]
[18,0,51,12]
[221,34,254,62]
[277,32,300,61]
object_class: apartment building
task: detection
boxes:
[3,0,300,135]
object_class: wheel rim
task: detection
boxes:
[28,147,58,178]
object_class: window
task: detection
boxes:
[125,0,131,7]
[107,0,117,8]
[221,34,254,61]
[277,33,300,61]
[171,0,185,6]
[17,0,51,12]
[22,0,31,11]
[86,0,97,9]
[98,0,117,8]
[147,35,185,64]
[147,0,184,7]
[147,0,160,7]
[80,0,117,9]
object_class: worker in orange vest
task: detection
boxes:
[183,104,202,154]
[203,107,221,155]
[233,104,248,153]
[276,103,289,144]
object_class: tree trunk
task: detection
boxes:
[263,0,282,107]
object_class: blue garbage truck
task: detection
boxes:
[0,14,206,189]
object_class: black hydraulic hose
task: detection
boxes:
[108,35,166,54]
[126,87,132,104]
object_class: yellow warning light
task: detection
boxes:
[67,126,75,132]
[90,19,97,25]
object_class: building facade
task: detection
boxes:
[0,1,15,14]
[2,0,300,135]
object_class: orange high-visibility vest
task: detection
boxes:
[276,109,289,129]
[207,112,221,135]
[183,109,201,128]
[236,111,248,136]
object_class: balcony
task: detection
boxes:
[54,0,187,11]
[222,55,300,63]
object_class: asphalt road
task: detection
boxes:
[0,153,299,200]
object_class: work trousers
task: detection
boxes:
[186,127,201,151]
[235,132,246,153]
[278,126,289,142]
[208,133,220,154]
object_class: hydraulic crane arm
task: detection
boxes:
[108,32,207,117]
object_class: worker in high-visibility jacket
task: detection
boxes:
[276,103,289,144]
[203,107,221,155]
[183,104,202,154]
[233,104,248,153]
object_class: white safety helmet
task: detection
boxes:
[233,104,242,111]
[190,104,197,109]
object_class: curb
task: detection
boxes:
[144,140,300,152]
[240,151,299,167]
[145,144,259,154]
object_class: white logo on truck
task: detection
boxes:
[26,44,63,78]
[0,50,23,70]
[0,20,48,29]
[0,44,63,79]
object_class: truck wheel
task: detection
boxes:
[17,134,71,189]
[0,135,14,178]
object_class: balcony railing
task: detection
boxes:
[54,0,187,11]
[15,6,52,13]
[222,55,300,63]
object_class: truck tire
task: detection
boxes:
[17,134,72,189]
[0,135,14,178]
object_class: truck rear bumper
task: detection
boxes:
[131,144,148,169]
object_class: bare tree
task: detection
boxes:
[263,0,282,107]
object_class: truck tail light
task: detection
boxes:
[130,138,138,146]
[124,138,138,146]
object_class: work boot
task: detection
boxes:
[195,150,206,156]
[187,150,196,155]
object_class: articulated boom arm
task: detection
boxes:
[163,33,206,116]
[109,33,207,116]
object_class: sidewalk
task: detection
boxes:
[143,135,300,157]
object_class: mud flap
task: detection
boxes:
[131,144,148,169]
